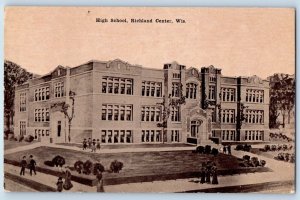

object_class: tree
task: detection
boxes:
[4,60,33,134]
[157,83,185,143]
[269,74,295,128]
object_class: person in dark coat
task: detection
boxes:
[200,166,206,184]
[20,156,27,176]
[96,139,101,150]
[63,166,73,190]
[91,139,96,153]
[205,167,211,184]
[223,145,227,154]
[227,145,231,155]
[83,138,87,150]
[29,155,37,176]
[96,172,104,192]
[56,177,63,192]
[211,164,219,185]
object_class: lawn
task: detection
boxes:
[5,146,270,185]
[250,148,295,160]
[4,139,37,150]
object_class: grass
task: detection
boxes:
[4,139,37,150]
[4,146,269,185]
[250,148,295,159]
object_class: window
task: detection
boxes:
[244,130,264,141]
[34,86,50,101]
[171,106,180,122]
[246,89,264,103]
[209,75,217,82]
[222,130,235,141]
[208,85,215,100]
[102,104,132,121]
[221,109,235,124]
[221,88,236,102]
[141,130,161,143]
[141,106,161,122]
[245,110,264,124]
[186,83,197,99]
[191,120,201,137]
[20,121,26,136]
[173,73,181,79]
[171,130,180,142]
[172,83,180,97]
[19,92,26,112]
[34,129,50,138]
[102,76,133,95]
[34,107,50,122]
[54,82,64,98]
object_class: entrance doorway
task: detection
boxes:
[191,120,201,137]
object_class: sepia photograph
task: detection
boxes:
[3,7,295,193]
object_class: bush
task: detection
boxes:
[110,160,123,173]
[74,161,84,174]
[196,146,205,154]
[271,145,277,151]
[83,160,93,175]
[93,163,105,175]
[282,144,288,151]
[211,148,219,156]
[44,160,55,167]
[260,160,266,167]
[24,135,34,143]
[264,145,271,151]
[243,144,252,152]
[235,144,244,151]
[243,155,250,161]
[251,157,260,167]
[204,145,211,154]
[52,155,65,167]
[290,154,295,163]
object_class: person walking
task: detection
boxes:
[91,139,96,153]
[96,139,101,150]
[96,172,104,192]
[223,145,227,154]
[29,155,37,176]
[205,166,211,184]
[63,166,73,190]
[20,156,27,176]
[200,165,206,184]
[83,138,87,150]
[211,163,219,185]
[227,145,231,155]
[88,138,92,149]
[56,177,64,192]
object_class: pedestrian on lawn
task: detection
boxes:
[200,164,206,184]
[91,139,96,153]
[56,177,63,192]
[211,163,218,185]
[63,166,73,190]
[20,156,27,176]
[29,155,37,176]
[96,171,104,192]
[205,166,211,184]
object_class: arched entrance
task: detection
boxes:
[190,120,203,137]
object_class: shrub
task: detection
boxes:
[24,135,34,143]
[275,153,285,160]
[243,144,252,152]
[52,155,65,167]
[211,148,219,156]
[260,160,266,167]
[204,145,211,154]
[110,160,123,173]
[271,145,277,151]
[282,144,288,151]
[242,155,250,161]
[264,145,271,152]
[235,144,244,151]
[44,160,55,167]
[74,160,84,174]
[196,146,205,154]
[251,157,260,167]
[290,154,295,163]
[83,160,93,175]
[93,163,105,175]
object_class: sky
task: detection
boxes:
[4,7,295,79]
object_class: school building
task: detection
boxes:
[14,59,270,145]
